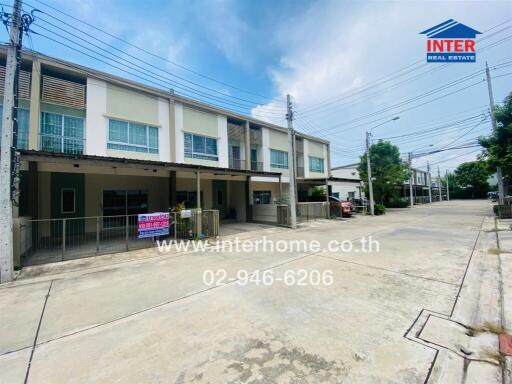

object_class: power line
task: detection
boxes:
[26,0,284,102]
[27,12,286,110]
[29,24,286,115]
[297,20,512,114]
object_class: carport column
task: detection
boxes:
[245,176,252,222]
[196,171,202,236]
[325,178,330,219]
[245,121,251,170]
[278,174,282,200]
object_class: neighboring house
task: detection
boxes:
[0,47,330,256]
[328,164,362,201]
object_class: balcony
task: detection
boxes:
[229,158,246,170]
[39,133,85,155]
[251,161,263,172]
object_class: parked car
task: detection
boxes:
[329,196,353,217]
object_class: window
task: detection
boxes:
[176,191,203,208]
[61,189,75,214]
[270,149,288,169]
[40,112,84,154]
[309,156,325,173]
[107,119,159,154]
[253,191,271,204]
[0,106,30,150]
[184,133,218,161]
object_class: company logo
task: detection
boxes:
[420,19,481,63]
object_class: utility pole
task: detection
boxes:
[365,131,374,215]
[427,161,432,204]
[486,62,505,205]
[445,169,450,201]
[437,166,442,202]
[408,152,414,207]
[286,94,297,229]
[0,0,22,284]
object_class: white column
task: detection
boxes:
[323,143,328,178]
[86,77,107,156]
[218,115,228,168]
[158,98,171,162]
[174,103,184,163]
[303,139,310,179]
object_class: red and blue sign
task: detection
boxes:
[138,212,169,238]
[420,19,481,63]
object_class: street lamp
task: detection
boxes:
[366,116,400,216]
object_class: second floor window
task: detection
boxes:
[270,149,288,169]
[309,156,324,173]
[40,112,84,154]
[107,119,159,154]
[184,133,218,161]
[0,105,29,150]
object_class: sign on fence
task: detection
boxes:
[180,209,192,218]
[138,212,170,238]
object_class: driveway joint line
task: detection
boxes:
[316,254,459,286]
[23,280,53,384]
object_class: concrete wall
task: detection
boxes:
[252,204,277,223]
[86,78,107,156]
[106,83,159,126]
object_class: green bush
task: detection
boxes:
[374,203,386,215]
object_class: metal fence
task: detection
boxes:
[276,202,329,226]
[20,210,219,266]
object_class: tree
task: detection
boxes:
[452,161,491,198]
[479,92,512,193]
[357,140,408,205]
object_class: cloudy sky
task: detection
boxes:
[5,0,512,173]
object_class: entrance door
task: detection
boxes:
[50,172,85,237]
[212,180,227,219]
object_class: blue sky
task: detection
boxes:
[3,0,512,174]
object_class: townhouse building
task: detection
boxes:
[0,48,331,266]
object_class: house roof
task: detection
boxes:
[420,19,482,39]
[1,45,329,146]
[19,150,283,178]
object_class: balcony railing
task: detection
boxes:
[251,161,263,171]
[39,133,85,155]
[229,158,246,170]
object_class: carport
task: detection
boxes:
[14,150,281,266]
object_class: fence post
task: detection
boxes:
[62,218,66,261]
[96,217,100,254]
[174,212,177,241]
[125,215,129,251]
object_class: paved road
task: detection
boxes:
[0,200,492,383]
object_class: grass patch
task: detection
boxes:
[488,248,500,255]
[468,322,504,335]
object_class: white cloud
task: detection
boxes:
[252,0,512,171]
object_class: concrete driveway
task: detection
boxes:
[0,200,495,383]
